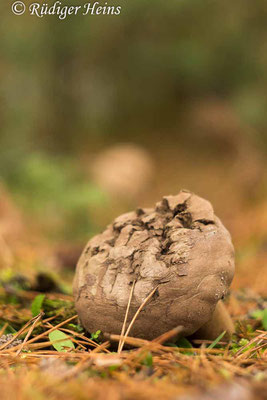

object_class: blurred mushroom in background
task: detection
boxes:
[90,143,154,201]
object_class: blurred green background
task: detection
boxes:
[1,0,267,249]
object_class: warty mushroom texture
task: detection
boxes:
[73,190,235,341]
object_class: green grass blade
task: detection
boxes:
[208,331,226,349]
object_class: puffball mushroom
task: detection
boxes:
[73,190,235,341]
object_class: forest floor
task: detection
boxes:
[0,284,266,400]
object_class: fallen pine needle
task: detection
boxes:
[118,280,136,353]
[16,312,44,356]
[118,285,159,353]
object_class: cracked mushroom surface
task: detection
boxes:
[73,190,235,340]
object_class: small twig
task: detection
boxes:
[71,338,87,350]
[118,280,136,353]
[90,341,110,354]
[152,325,184,344]
[105,333,150,348]
[107,333,225,354]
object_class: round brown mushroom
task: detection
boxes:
[73,190,235,341]
[90,144,154,200]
